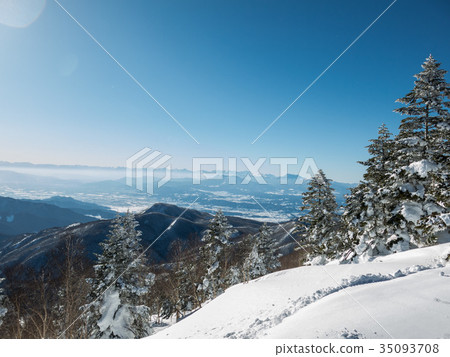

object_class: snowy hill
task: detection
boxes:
[0,203,301,269]
[151,243,450,339]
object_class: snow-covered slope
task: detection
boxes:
[151,243,450,339]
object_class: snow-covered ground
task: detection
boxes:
[151,243,450,339]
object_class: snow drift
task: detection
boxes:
[151,243,450,339]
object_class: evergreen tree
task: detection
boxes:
[359,124,395,183]
[340,184,368,261]
[342,125,396,260]
[0,275,6,327]
[226,234,253,286]
[343,56,449,259]
[243,223,280,280]
[299,170,341,263]
[199,210,236,299]
[394,55,449,164]
[389,55,449,247]
[86,213,154,338]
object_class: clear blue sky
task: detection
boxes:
[1,0,449,182]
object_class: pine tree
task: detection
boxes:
[394,55,449,164]
[342,56,449,260]
[359,124,395,183]
[199,210,236,299]
[243,223,280,280]
[342,125,396,260]
[388,55,450,247]
[340,184,368,261]
[0,274,7,327]
[86,213,154,338]
[299,170,341,263]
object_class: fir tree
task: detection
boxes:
[299,170,341,263]
[343,56,449,259]
[359,124,395,183]
[243,223,280,280]
[389,55,449,247]
[340,184,368,261]
[394,54,449,164]
[86,212,154,338]
[342,124,396,260]
[199,210,236,299]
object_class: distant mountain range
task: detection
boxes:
[0,195,116,237]
[26,196,117,219]
[0,168,356,221]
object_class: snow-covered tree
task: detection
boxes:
[299,170,342,263]
[342,56,449,261]
[340,184,369,261]
[199,210,236,299]
[394,55,449,164]
[243,223,280,280]
[86,213,154,339]
[341,125,396,260]
[388,55,449,247]
[227,266,243,286]
[359,124,395,184]
[175,262,196,314]
[165,261,196,320]
[0,274,7,327]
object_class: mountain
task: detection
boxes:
[0,167,356,221]
[0,203,301,269]
[0,196,96,237]
[26,196,117,219]
[151,243,450,339]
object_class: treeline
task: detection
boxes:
[298,55,449,264]
[0,211,280,338]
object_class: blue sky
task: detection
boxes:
[0,0,449,182]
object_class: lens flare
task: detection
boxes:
[0,0,46,28]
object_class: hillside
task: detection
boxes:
[0,196,96,236]
[151,243,450,339]
[27,196,117,219]
[0,203,300,269]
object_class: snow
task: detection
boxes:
[406,160,438,178]
[265,267,450,339]
[66,222,81,229]
[151,243,450,339]
[97,288,134,339]
[440,213,450,226]
[97,289,120,335]
[395,201,424,224]
[86,214,103,220]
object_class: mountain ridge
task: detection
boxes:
[0,202,302,269]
